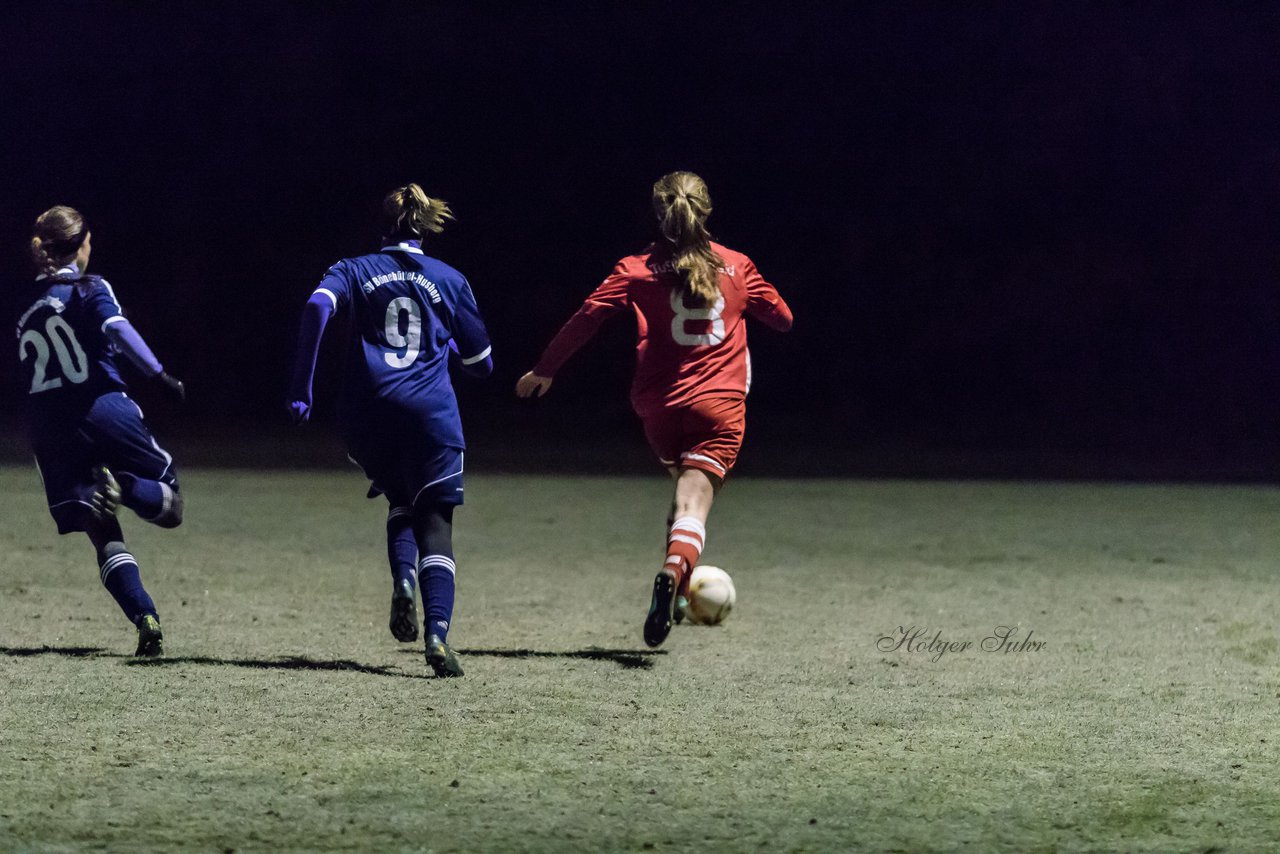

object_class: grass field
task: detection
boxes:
[2,466,1279,851]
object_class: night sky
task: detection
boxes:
[3,2,1278,476]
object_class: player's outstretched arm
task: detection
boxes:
[517,264,631,397]
[286,292,336,423]
[103,318,185,402]
[515,371,553,398]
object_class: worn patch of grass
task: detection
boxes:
[1,469,1278,851]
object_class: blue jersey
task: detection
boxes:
[16,267,130,419]
[313,241,491,448]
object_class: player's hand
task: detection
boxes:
[287,400,311,425]
[515,372,553,398]
[156,372,186,403]
[90,467,121,519]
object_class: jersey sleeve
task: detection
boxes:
[77,277,128,333]
[448,276,492,367]
[532,261,632,377]
[312,261,353,312]
[287,292,336,406]
[104,318,165,377]
[741,258,793,332]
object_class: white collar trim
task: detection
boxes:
[36,263,81,281]
[382,242,424,255]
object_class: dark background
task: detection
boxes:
[3,2,1278,479]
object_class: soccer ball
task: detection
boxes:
[685,565,736,626]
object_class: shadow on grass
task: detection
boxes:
[3,644,666,673]
[0,644,118,658]
[0,645,431,680]
[452,647,668,670]
[126,654,433,679]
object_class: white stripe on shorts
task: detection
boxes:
[412,452,465,506]
[681,452,726,475]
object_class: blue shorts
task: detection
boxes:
[347,439,465,509]
[32,392,179,534]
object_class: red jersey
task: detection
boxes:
[533,242,793,417]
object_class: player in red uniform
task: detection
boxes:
[516,171,793,647]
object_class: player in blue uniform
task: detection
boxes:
[287,184,492,677]
[16,206,186,656]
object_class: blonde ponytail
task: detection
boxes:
[29,205,87,275]
[383,183,453,240]
[652,171,723,308]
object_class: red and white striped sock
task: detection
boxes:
[663,516,706,589]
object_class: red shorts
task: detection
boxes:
[640,396,746,480]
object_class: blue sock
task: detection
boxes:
[387,508,418,591]
[117,473,177,525]
[99,549,156,625]
[417,554,455,640]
